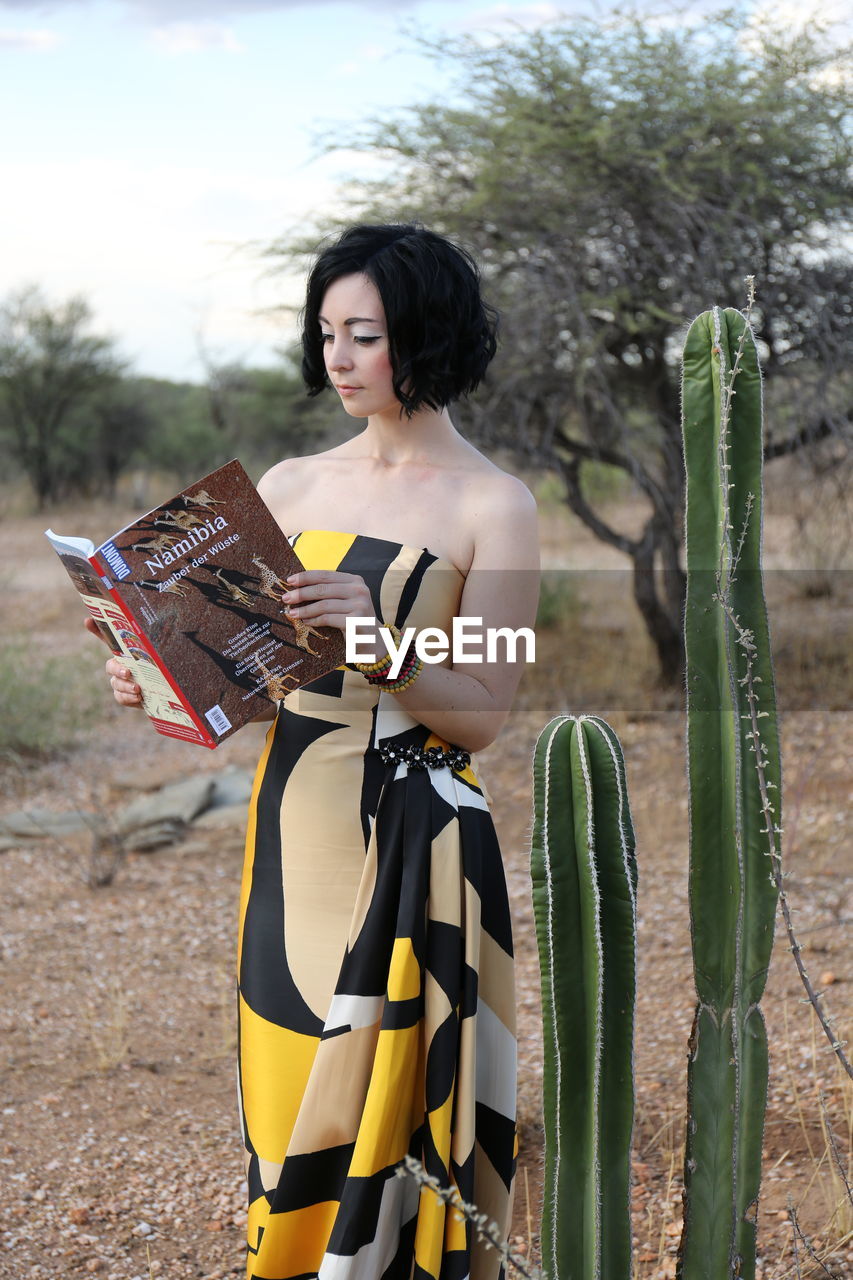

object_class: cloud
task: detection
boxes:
[336,41,391,77]
[0,25,60,48]
[151,20,244,53]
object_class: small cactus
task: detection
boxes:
[531,714,637,1280]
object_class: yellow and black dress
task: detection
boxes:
[236,531,516,1280]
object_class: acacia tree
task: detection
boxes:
[0,286,122,508]
[267,10,852,683]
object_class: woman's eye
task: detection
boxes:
[320,332,381,345]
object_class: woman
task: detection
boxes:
[95,224,540,1279]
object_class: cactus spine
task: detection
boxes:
[678,301,782,1280]
[531,714,637,1280]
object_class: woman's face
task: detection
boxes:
[319,273,398,419]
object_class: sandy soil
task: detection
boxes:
[0,492,850,1280]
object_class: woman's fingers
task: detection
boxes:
[85,617,142,706]
[110,677,143,707]
[283,571,369,603]
[83,615,117,649]
[284,594,355,618]
[105,655,143,707]
[284,570,353,590]
[284,598,374,629]
[282,571,374,630]
[112,685,143,707]
[287,609,372,633]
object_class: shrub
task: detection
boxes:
[0,640,102,759]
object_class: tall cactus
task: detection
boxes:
[678,300,782,1280]
[531,714,637,1280]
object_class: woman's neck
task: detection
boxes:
[358,405,461,465]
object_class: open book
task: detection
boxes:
[46,459,345,748]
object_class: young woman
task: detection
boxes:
[93,224,540,1279]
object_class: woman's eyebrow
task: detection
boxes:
[318,314,383,326]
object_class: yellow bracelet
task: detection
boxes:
[351,623,402,675]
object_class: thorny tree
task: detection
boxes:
[266,8,852,683]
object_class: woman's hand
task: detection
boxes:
[281,570,381,653]
[83,616,143,709]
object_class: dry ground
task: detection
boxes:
[0,481,850,1280]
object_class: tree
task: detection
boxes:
[198,346,350,467]
[266,8,852,683]
[85,385,156,499]
[0,286,123,508]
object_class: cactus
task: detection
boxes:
[530,714,637,1280]
[678,299,782,1280]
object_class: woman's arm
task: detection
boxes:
[389,475,540,751]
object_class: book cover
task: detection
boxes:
[46,459,347,748]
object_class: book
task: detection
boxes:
[46,459,347,748]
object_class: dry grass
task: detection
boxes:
[82,974,131,1074]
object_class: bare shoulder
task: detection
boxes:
[460,451,538,524]
[481,466,537,517]
[258,444,347,507]
[258,454,312,504]
[462,457,539,570]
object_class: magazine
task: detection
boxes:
[46,459,346,748]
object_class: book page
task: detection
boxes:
[45,529,96,558]
[79,589,207,742]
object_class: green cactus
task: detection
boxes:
[531,713,637,1280]
[678,301,782,1280]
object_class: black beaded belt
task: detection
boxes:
[378,742,471,772]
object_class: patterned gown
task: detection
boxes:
[236,531,517,1280]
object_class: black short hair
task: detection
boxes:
[301,223,498,416]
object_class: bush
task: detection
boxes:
[536,569,582,630]
[0,641,103,759]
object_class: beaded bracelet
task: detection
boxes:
[377,651,424,694]
[362,642,424,693]
[350,623,402,676]
[350,621,425,693]
[362,644,417,684]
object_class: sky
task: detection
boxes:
[0,0,845,382]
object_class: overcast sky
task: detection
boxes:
[0,0,844,381]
